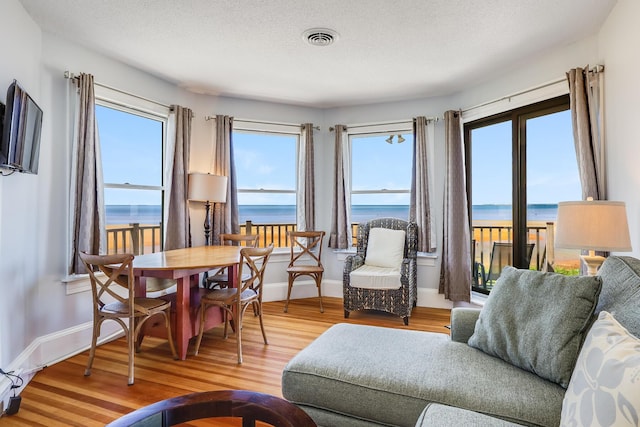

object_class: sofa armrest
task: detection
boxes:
[344,254,365,273]
[450,307,481,343]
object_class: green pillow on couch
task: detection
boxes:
[468,266,602,388]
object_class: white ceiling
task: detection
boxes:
[19,0,617,108]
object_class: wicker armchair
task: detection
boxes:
[343,217,418,325]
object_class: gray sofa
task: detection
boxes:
[281,256,640,426]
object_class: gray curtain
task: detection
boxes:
[212,115,238,244]
[164,106,193,250]
[297,123,316,231]
[410,116,436,252]
[567,66,605,200]
[328,125,352,249]
[439,111,471,303]
[70,73,106,274]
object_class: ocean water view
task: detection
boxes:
[105,204,559,225]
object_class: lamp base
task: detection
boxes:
[581,254,605,276]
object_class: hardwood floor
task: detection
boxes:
[3,297,450,426]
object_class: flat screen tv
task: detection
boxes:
[0,80,43,174]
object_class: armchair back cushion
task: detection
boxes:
[364,228,406,268]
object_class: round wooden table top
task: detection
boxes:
[131,245,242,271]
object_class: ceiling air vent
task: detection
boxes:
[303,28,339,47]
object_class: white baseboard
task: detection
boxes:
[1,321,123,411]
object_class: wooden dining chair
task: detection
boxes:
[105,389,317,427]
[194,244,274,363]
[204,233,259,289]
[284,230,326,313]
[79,252,178,385]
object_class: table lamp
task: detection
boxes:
[555,199,632,275]
[188,173,228,245]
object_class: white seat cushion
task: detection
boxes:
[349,265,402,290]
[364,228,406,268]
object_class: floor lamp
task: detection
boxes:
[188,173,228,246]
[555,199,632,275]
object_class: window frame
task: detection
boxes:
[95,98,169,255]
[232,120,301,248]
[62,88,171,295]
[348,121,414,221]
[464,94,572,292]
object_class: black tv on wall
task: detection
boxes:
[0,80,43,174]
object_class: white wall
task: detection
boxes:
[598,0,640,258]
[1,0,636,391]
[0,0,42,369]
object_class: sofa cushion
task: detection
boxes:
[364,227,405,268]
[282,323,565,427]
[417,403,525,427]
[468,266,602,388]
[560,311,640,427]
[349,264,402,290]
[596,255,640,338]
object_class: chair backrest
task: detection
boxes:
[221,233,259,248]
[486,242,535,282]
[287,231,325,268]
[239,244,274,297]
[79,252,136,312]
[355,218,418,260]
[105,389,317,427]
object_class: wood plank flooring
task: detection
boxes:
[2,297,450,426]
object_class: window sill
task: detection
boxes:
[62,273,92,295]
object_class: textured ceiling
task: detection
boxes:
[19,0,617,107]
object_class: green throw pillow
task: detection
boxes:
[468,266,602,388]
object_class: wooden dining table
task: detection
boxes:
[131,245,242,360]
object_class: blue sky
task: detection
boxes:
[471,109,580,206]
[97,105,579,208]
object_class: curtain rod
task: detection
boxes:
[64,71,171,110]
[205,116,319,130]
[329,117,440,132]
[460,64,604,114]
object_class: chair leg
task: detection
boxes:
[127,317,135,386]
[84,317,101,377]
[193,302,208,356]
[223,308,229,339]
[283,275,294,312]
[316,273,324,313]
[257,302,268,345]
[403,316,409,326]
[163,309,178,360]
[134,317,144,353]
[344,310,350,319]
[236,309,243,364]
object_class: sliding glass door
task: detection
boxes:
[465,95,581,293]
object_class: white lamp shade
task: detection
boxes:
[555,200,632,252]
[188,173,228,203]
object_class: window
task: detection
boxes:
[232,125,299,247]
[465,95,581,293]
[350,126,414,224]
[95,102,166,255]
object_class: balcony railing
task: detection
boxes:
[106,221,566,281]
[473,222,555,272]
[106,223,162,255]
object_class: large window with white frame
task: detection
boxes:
[349,123,414,224]
[95,100,167,255]
[232,122,299,247]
